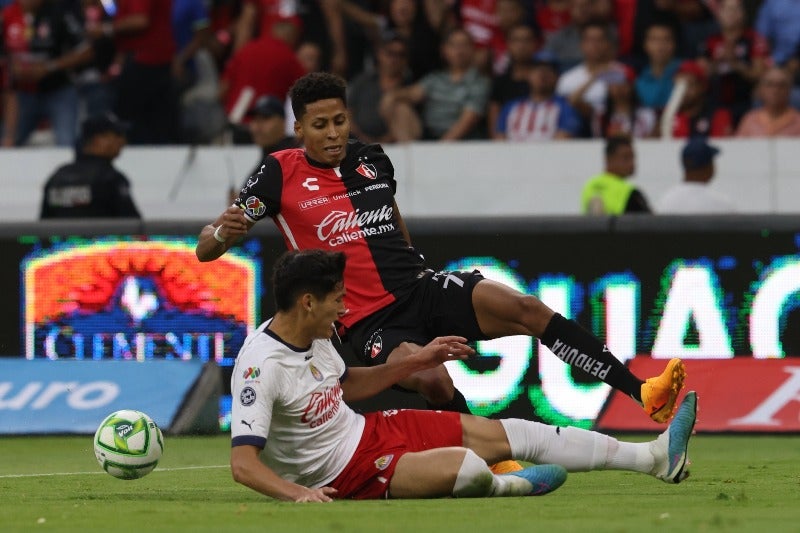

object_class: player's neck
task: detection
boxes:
[268,313,313,350]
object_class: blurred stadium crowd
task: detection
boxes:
[1,0,799,147]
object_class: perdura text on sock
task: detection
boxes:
[550,339,611,379]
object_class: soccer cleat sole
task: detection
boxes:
[662,391,697,484]
[646,358,687,424]
[506,464,567,495]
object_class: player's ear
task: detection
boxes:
[300,293,313,312]
[294,120,302,139]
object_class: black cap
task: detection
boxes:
[80,113,129,141]
[682,138,720,170]
[247,95,285,118]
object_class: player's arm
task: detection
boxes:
[341,336,474,402]
[197,156,282,261]
[231,445,338,502]
[196,206,254,261]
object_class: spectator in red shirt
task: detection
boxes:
[1,0,93,147]
[534,0,572,43]
[669,60,734,137]
[87,0,179,144]
[696,0,768,127]
[220,18,306,117]
[233,0,347,76]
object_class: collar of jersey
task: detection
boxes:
[264,326,312,353]
[304,151,338,170]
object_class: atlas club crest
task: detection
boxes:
[356,162,377,179]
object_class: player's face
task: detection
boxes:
[295,98,350,167]
[310,283,347,338]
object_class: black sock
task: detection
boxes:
[540,313,644,402]
[426,388,472,414]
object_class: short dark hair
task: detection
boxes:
[644,21,676,42]
[580,20,616,44]
[605,134,632,157]
[271,249,346,312]
[289,72,347,120]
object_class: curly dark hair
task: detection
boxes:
[289,72,347,119]
[271,249,346,312]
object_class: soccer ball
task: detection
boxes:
[93,410,164,480]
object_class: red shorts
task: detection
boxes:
[329,409,463,499]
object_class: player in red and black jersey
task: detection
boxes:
[196,72,687,436]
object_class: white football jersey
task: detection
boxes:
[230,320,365,488]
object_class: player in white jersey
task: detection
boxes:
[230,249,698,501]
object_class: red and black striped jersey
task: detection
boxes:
[235,140,425,328]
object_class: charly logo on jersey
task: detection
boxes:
[302,177,320,191]
[309,363,323,382]
[355,162,378,180]
[245,196,266,218]
[374,454,394,471]
[243,367,260,379]
[240,386,257,406]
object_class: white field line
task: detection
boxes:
[0,465,229,479]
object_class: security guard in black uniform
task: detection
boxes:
[40,114,141,219]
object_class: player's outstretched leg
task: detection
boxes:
[649,391,697,484]
[641,359,687,423]
[496,393,697,479]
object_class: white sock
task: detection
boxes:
[452,449,532,497]
[500,419,654,473]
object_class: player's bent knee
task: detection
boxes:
[517,295,553,334]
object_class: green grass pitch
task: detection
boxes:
[1,434,798,532]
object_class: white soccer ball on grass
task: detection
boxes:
[93,409,164,480]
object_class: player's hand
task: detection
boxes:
[418,336,475,367]
[293,486,338,502]
[216,205,250,239]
